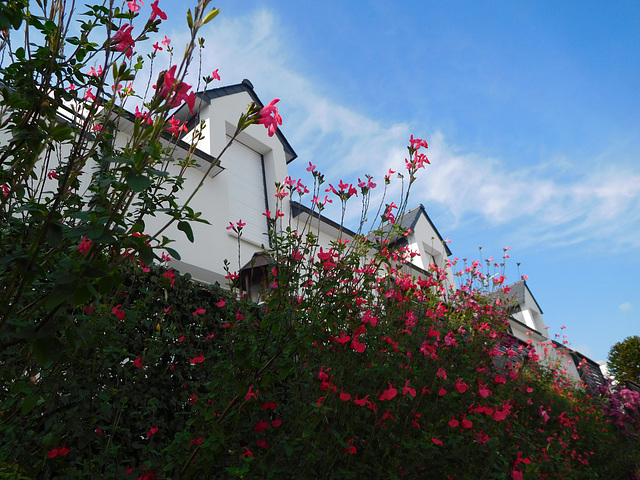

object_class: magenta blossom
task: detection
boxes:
[127,0,143,12]
[149,0,167,21]
[258,98,282,137]
[112,24,135,58]
[77,236,92,254]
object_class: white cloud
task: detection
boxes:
[172,8,640,250]
[619,302,632,312]
[418,132,640,249]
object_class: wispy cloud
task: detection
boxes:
[175,8,640,251]
[619,302,632,312]
[421,132,640,249]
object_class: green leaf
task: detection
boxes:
[22,395,41,416]
[284,442,294,457]
[126,173,152,192]
[178,221,194,242]
[72,284,92,305]
[201,8,220,26]
[45,222,63,246]
[50,123,75,142]
[186,8,194,29]
[31,337,63,364]
[164,246,181,261]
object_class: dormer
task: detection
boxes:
[506,280,548,340]
[393,204,455,289]
[144,80,297,285]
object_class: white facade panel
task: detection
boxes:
[225,137,269,247]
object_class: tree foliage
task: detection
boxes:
[608,336,640,384]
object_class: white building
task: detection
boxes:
[147,79,455,292]
[501,280,606,391]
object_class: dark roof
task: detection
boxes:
[374,204,452,256]
[290,201,434,279]
[570,350,608,393]
[49,95,225,179]
[290,201,358,238]
[174,79,297,164]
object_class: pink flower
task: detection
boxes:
[254,419,269,433]
[211,68,220,81]
[461,416,473,429]
[96,427,103,436]
[88,65,103,76]
[127,0,144,12]
[192,307,206,316]
[190,436,202,446]
[431,437,443,446]
[241,447,253,457]
[339,389,351,402]
[245,386,257,402]
[478,384,492,398]
[132,356,143,369]
[409,134,428,151]
[149,0,167,21]
[112,24,135,58]
[47,445,69,458]
[189,354,205,364]
[84,88,95,101]
[163,269,175,286]
[454,378,469,394]
[161,35,171,47]
[351,337,365,353]
[539,405,550,423]
[158,65,195,114]
[493,409,508,422]
[494,374,507,385]
[77,236,92,254]
[146,426,158,437]
[216,299,226,307]
[354,394,369,406]
[167,115,187,136]
[448,416,459,428]
[153,42,162,52]
[379,383,397,401]
[402,380,416,397]
[47,170,58,180]
[335,331,350,344]
[258,98,282,137]
[112,304,126,320]
[342,439,357,454]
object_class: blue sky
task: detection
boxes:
[154,1,640,361]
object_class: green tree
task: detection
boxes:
[608,336,640,384]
